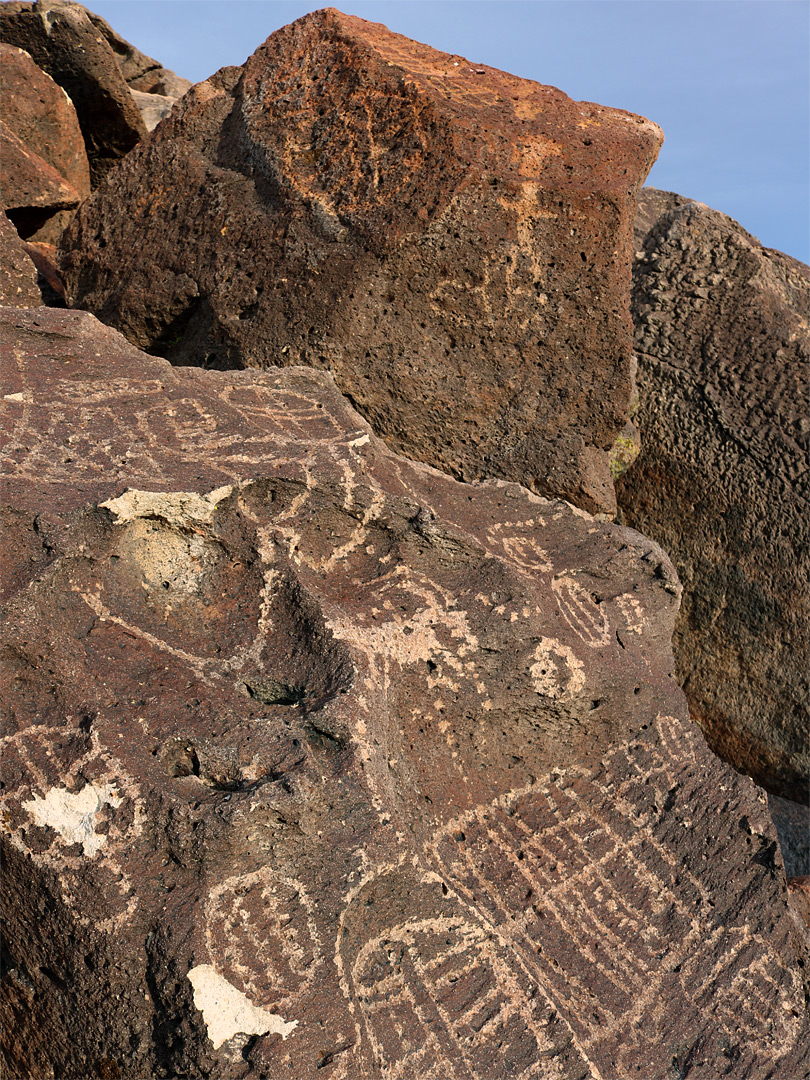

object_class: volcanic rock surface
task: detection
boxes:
[0,209,42,306]
[1,305,807,1080]
[60,7,662,516]
[0,0,147,186]
[0,119,81,240]
[0,42,91,244]
[618,190,810,804]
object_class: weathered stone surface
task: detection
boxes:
[0,43,91,244]
[0,209,42,307]
[618,191,810,804]
[22,239,66,305]
[788,878,810,932]
[632,187,692,251]
[60,8,662,516]
[0,0,146,187]
[770,794,810,877]
[0,119,81,239]
[2,306,807,1079]
[130,88,178,133]
[83,4,192,98]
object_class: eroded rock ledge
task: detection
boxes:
[1,307,807,1079]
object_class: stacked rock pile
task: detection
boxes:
[1,6,808,1078]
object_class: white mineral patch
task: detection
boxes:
[100,485,234,528]
[187,964,298,1049]
[22,782,123,857]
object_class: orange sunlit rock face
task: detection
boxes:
[61,7,663,515]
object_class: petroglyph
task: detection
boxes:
[551,576,611,647]
[338,865,574,1080]
[2,308,807,1077]
[427,714,807,1076]
[530,638,586,701]
[1,724,145,931]
[205,868,323,1010]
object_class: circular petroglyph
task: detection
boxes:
[205,868,323,1009]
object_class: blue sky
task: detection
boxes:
[91,1,809,262]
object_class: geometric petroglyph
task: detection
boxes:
[1,724,141,858]
[551,576,610,647]
[486,520,552,575]
[428,715,807,1078]
[529,638,586,701]
[339,867,574,1080]
[326,566,478,671]
[0,724,145,930]
[22,781,123,857]
[205,868,323,1014]
[614,593,646,637]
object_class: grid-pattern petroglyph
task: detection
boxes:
[4,312,804,1077]
[205,867,324,1011]
[337,868,575,1080]
[427,714,805,1076]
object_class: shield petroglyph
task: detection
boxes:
[2,308,807,1078]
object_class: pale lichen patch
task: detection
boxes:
[188,964,298,1049]
[22,782,123,857]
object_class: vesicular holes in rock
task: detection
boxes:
[243,678,306,707]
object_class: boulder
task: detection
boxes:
[0,0,146,187]
[0,43,91,244]
[130,88,179,133]
[2,305,807,1079]
[22,239,66,305]
[81,5,192,130]
[0,119,81,239]
[83,4,192,97]
[0,209,42,306]
[60,8,663,516]
[617,191,810,804]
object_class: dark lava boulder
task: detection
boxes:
[618,190,809,804]
[59,7,663,516]
[1,305,808,1079]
